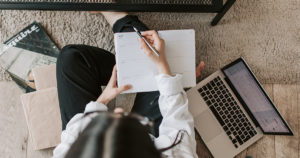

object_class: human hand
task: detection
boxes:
[138,30,171,75]
[97,65,132,105]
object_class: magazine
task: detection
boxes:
[0,21,59,90]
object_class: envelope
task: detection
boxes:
[21,87,62,150]
[32,64,57,90]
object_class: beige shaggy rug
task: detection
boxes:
[0,0,299,84]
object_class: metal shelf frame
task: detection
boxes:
[0,0,236,26]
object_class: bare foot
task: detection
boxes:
[90,11,128,27]
[196,61,205,79]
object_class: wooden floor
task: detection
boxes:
[0,83,299,158]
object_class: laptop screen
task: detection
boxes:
[222,59,292,134]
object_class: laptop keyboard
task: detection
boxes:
[198,76,257,148]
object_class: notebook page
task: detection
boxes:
[115,29,195,93]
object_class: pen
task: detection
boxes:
[132,26,160,57]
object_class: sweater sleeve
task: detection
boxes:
[154,74,198,158]
[52,101,107,158]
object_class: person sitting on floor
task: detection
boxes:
[52,11,205,158]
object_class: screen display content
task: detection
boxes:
[223,61,290,133]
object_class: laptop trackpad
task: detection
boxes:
[195,110,223,142]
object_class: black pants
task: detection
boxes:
[56,15,162,137]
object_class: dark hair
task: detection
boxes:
[65,113,162,158]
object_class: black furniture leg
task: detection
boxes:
[211,0,236,26]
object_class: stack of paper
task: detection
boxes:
[115,29,196,93]
[20,64,61,150]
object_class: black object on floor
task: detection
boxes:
[0,0,236,26]
[25,86,36,93]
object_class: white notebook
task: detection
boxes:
[114,29,196,93]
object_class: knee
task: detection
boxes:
[57,45,84,73]
[58,45,80,63]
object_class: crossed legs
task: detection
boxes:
[56,12,162,137]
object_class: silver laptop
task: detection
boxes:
[187,58,293,158]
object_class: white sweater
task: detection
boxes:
[52,74,198,158]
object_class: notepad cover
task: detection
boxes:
[21,87,62,150]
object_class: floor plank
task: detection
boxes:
[274,84,298,158]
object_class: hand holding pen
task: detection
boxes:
[136,29,172,76]
[133,26,160,56]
